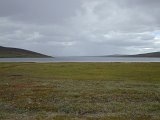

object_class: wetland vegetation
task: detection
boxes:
[0,62,160,120]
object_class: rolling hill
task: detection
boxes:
[0,46,52,58]
[128,52,160,57]
[108,52,160,58]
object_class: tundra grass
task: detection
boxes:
[0,62,160,120]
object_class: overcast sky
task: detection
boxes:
[0,0,160,56]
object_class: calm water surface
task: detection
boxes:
[0,57,160,62]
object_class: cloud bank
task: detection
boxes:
[0,0,160,56]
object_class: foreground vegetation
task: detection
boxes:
[0,62,160,120]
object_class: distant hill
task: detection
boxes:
[108,52,160,58]
[127,52,160,57]
[0,46,52,58]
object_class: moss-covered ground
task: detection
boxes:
[0,62,160,120]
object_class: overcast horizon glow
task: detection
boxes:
[0,0,160,56]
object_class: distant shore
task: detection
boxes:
[0,56,160,63]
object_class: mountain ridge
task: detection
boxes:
[107,52,160,58]
[0,46,52,58]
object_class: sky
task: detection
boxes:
[0,0,160,56]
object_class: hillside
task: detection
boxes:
[0,46,52,58]
[129,52,160,57]
[107,52,160,58]
[120,52,160,58]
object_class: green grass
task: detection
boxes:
[0,62,160,120]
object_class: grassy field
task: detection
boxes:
[0,62,160,120]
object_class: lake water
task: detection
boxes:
[0,57,160,62]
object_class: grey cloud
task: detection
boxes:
[0,0,82,24]
[0,0,160,56]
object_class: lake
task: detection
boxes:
[0,56,160,62]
